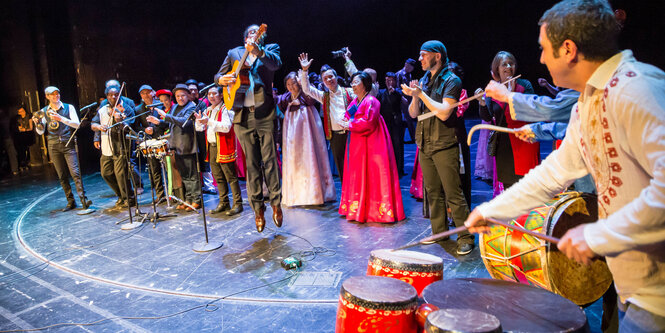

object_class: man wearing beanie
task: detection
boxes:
[402,40,474,255]
[34,86,92,211]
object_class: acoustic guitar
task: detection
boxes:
[223,24,268,111]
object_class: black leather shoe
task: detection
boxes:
[115,198,124,207]
[456,242,474,256]
[271,204,283,228]
[80,197,92,209]
[255,206,266,233]
[225,204,243,216]
[210,203,231,214]
[62,202,76,212]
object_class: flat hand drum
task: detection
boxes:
[480,192,612,305]
[425,308,501,333]
[367,249,443,296]
[336,275,418,333]
[422,278,587,332]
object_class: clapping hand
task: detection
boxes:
[146,115,160,125]
[401,80,422,98]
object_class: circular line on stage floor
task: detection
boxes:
[13,179,337,305]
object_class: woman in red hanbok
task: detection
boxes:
[339,71,405,223]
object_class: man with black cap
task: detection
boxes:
[377,72,406,176]
[34,86,92,211]
[135,84,168,202]
[215,24,282,232]
[398,58,418,143]
[150,84,200,211]
[402,40,474,255]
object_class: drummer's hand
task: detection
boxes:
[146,115,160,125]
[557,224,595,266]
[484,80,510,103]
[113,112,124,122]
[474,88,486,106]
[145,127,153,135]
[94,141,100,150]
[514,124,536,143]
[463,209,491,234]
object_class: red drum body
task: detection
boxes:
[367,249,443,296]
[336,275,418,333]
[480,192,612,305]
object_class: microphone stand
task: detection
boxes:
[120,125,148,230]
[191,98,222,253]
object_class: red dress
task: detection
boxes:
[339,95,405,222]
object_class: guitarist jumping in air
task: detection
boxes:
[214,24,283,233]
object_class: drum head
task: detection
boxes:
[341,276,417,310]
[425,308,501,333]
[422,278,587,332]
[545,192,613,305]
[370,249,443,271]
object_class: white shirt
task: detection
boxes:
[195,104,234,144]
[243,54,257,107]
[35,102,80,135]
[95,105,113,157]
[299,70,355,132]
[476,50,665,316]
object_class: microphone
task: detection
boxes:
[147,102,164,108]
[126,134,141,140]
[199,83,215,95]
[157,133,171,140]
[80,102,99,111]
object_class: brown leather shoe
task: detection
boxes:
[187,202,200,212]
[271,204,283,228]
[255,206,266,232]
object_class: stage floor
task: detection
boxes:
[0,121,604,332]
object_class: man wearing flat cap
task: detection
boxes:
[135,84,168,202]
[402,40,474,256]
[150,84,200,211]
[34,86,92,211]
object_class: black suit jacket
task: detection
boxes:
[214,43,281,123]
[162,101,197,155]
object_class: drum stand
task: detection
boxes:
[119,131,149,230]
[139,139,177,228]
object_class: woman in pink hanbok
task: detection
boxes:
[339,71,405,223]
[278,72,335,206]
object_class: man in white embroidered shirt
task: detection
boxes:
[465,0,665,331]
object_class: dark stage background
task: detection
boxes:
[1,0,663,170]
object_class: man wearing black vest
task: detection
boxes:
[215,24,282,233]
[34,86,92,211]
[402,41,474,256]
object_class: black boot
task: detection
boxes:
[210,202,231,214]
[80,196,92,209]
[62,200,77,212]
[225,203,243,216]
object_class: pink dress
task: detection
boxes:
[278,92,335,206]
[339,95,405,222]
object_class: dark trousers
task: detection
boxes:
[386,123,404,175]
[100,154,133,201]
[146,156,165,199]
[48,140,86,203]
[175,153,201,205]
[234,111,281,212]
[129,147,143,189]
[419,144,472,243]
[209,144,242,207]
[330,131,347,181]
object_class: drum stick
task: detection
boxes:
[417,75,521,122]
[466,124,518,146]
[486,218,560,244]
[392,216,559,251]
